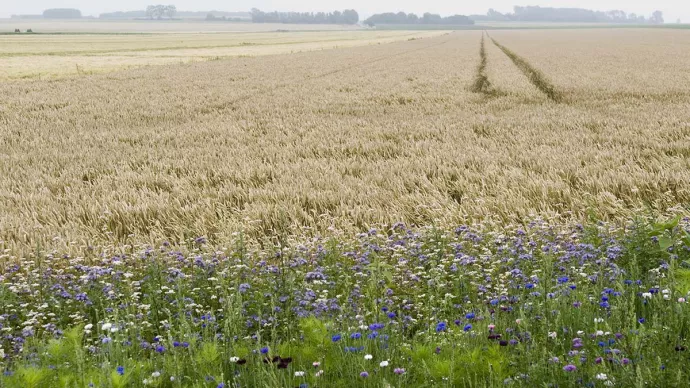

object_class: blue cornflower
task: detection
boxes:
[350,332,362,339]
[116,366,124,376]
[239,283,250,293]
[557,276,569,284]
[332,334,342,342]
[463,324,472,332]
[387,312,396,319]
[465,312,475,319]
[525,283,535,289]
[155,344,165,353]
[217,383,225,388]
[599,302,610,309]
[436,322,447,332]
[638,318,646,324]
[260,347,269,354]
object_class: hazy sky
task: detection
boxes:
[2,1,687,22]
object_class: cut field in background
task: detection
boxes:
[0,30,445,80]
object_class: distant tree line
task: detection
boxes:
[250,8,359,24]
[471,6,664,24]
[42,8,82,19]
[364,12,474,26]
[99,9,250,19]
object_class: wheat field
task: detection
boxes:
[1,29,689,252]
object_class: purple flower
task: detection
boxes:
[116,366,124,376]
[155,344,165,353]
[563,364,576,372]
[360,371,369,378]
[332,334,342,342]
[350,332,362,339]
[260,347,269,354]
[463,324,472,332]
[436,322,447,332]
[394,368,405,375]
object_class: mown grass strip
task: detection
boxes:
[491,37,562,102]
[470,32,493,94]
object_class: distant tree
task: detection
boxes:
[164,5,177,19]
[651,10,664,24]
[43,8,82,19]
[146,5,171,20]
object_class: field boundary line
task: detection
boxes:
[489,36,562,102]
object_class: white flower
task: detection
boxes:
[230,357,240,363]
[170,377,175,382]
[84,324,93,333]
[604,381,615,386]
[364,354,373,360]
[596,373,608,380]
[151,371,160,378]
[642,292,652,299]
[110,327,119,333]
[0,348,4,359]
[380,361,389,367]
[101,323,112,331]
[594,318,604,323]
[294,371,305,377]
[312,361,320,367]
[142,379,150,385]
[596,330,604,336]
[548,332,557,339]
[315,370,324,377]
[679,298,686,303]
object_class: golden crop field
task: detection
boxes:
[0,29,444,80]
[1,28,689,253]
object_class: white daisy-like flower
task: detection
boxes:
[230,356,240,363]
[294,371,305,377]
[364,354,373,360]
[151,371,160,378]
[101,323,112,331]
[379,360,389,367]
